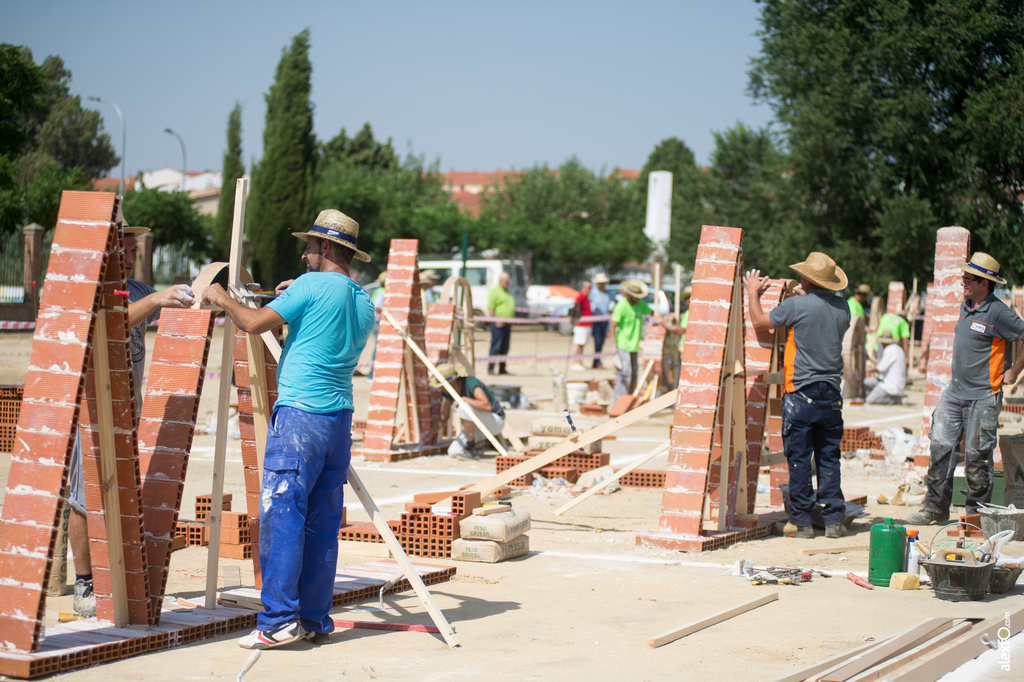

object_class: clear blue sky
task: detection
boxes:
[3,0,775,177]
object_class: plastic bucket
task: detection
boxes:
[989,565,1022,594]
[566,382,588,407]
[979,508,1024,542]
[921,558,993,601]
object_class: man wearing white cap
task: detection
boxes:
[203,209,375,649]
[746,252,851,539]
[907,252,1024,524]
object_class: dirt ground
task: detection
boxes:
[1,325,1022,681]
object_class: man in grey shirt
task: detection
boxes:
[908,253,1024,524]
[746,252,851,539]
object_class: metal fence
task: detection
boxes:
[152,244,205,287]
[0,231,22,302]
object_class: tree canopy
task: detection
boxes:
[214,102,244,260]
[247,30,316,286]
[749,0,1024,283]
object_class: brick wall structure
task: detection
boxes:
[917,228,970,467]
[357,240,443,462]
[138,309,215,621]
[886,281,906,315]
[637,226,768,552]
[0,192,122,650]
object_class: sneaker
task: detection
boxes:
[905,509,949,525]
[238,621,306,650]
[73,578,96,618]
[825,524,846,539]
[303,630,331,645]
[570,363,586,371]
[450,449,479,462]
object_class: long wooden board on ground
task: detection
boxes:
[764,640,890,682]
[645,592,778,648]
[461,389,677,503]
[819,618,956,682]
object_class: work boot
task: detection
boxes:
[905,509,949,525]
[73,577,96,618]
[825,524,846,539]
[776,521,813,539]
[303,630,331,645]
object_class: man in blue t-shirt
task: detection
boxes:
[203,209,375,650]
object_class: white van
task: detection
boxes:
[418,258,528,316]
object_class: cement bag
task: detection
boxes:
[1000,434,1024,508]
[576,465,620,494]
[531,417,599,437]
[459,509,531,543]
[450,535,530,563]
[526,435,602,453]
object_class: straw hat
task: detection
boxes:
[855,284,872,295]
[593,273,610,285]
[420,269,439,283]
[373,271,387,285]
[789,252,848,291]
[620,279,649,299]
[292,209,370,262]
[122,224,151,237]
[959,252,1006,285]
[878,330,897,345]
[428,362,467,389]
[681,285,693,299]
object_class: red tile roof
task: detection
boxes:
[90,176,137,192]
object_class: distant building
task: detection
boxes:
[93,168,223,216]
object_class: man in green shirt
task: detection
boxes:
[876,311,911,356]
[611,279,660,399]
[487,271,516,375]
[847,284,871,319]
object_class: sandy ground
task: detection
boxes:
[1,325,1023,681]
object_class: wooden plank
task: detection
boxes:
[646,592,778,648]
[632,360,655,398]
[801,545,869,556]
[404,346,421,443]
[92,311,129,627]
[887,607,1024,682]
[719,271,745,529]
[764,640,889,682]
[465,390,677,500]
[819,618,954,682]
[847,620,975,682]
[554,441,669,516]
[346,468,460,648]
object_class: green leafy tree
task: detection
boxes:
[0,44,44,233]
[320,122,398,172]
[478,158,647,278]
[214,103,244,260]
[638,137,712,268]
[248,30,316,285]
[122,187,211,257]
[749,0,1024,282]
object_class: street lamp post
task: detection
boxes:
[87,96,126,196]
[163,128,187,193]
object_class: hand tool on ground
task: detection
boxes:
[563,409,588,453]
[847,572,874,590]
[333,619,442,634]
[237,650,261,681]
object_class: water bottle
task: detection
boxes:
[869,517,908,586]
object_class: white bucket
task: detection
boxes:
[566,382,588,407]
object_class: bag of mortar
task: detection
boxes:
[459,509,531,543]
[576,465,620,494]
[1001,434,1024,508]
[450,535,530,563]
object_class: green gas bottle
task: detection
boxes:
[869,517,908,586]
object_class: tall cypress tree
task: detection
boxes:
[214,102,244,261]
[248,30,315,286]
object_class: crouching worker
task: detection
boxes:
[431,363,505,461]
[203,209,375,649]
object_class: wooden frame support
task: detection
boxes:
[554,441,669,516]
[646,592,777,648]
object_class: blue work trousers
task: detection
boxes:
[591,321,609,367]
[782,382,846,527]
[923,391,1000,515]
[258,406,352,634]
[488,322,511,373]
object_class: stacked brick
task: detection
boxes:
[138,309,215,622]
[358,239,441,461]
[918,228,970,468]
[615,469,667,488]
[424,301,456,439]
[741,279,788,514]
[887,282,906,314]
[504,417,606,486]
[337,492,480,559]
[840,426,884,453]
[638,225,744,550]
[639,323,666,385]
[0,191,118,650]
[233,326,280,587]
[0,385,22,452]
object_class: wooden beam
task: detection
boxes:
[464,390,677,501]
[764,640,888,682]
[92,311,129,627]
[847,620,975,682]
[801,545,869,556]
[646,593,778,648]
[554,441,669,516]
[819,618,955,682]
[346,468,460,648]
